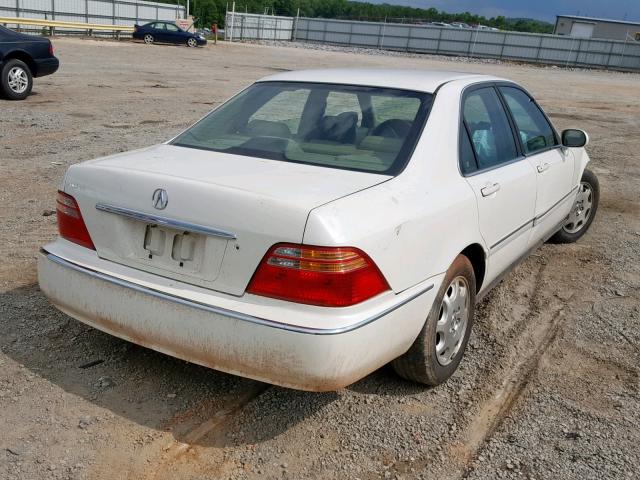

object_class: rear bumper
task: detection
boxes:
[38,248,440,391]
[34,57,59,77]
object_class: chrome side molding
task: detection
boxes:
[95,203,237,240]
[489,185,579,254]
[533,185,579,225]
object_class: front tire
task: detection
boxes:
[144,34,155,45]
[187,37,198,48]
[392,254,476,386]
[1,59,33,101]
[548,168,599,244]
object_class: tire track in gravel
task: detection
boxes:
[452,255,570,478]
[452,255,572,478]
[391,255,570,479]
[140,382,270,480]
[457,304,566,478]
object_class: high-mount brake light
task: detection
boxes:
[56,191,95,250]
[247,243,390,307]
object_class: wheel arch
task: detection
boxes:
[3,50,37,76]
[460,243,486,293]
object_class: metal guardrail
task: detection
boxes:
[0,16,134,33]
[0,0,184,35]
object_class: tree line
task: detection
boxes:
[166,0,554,34]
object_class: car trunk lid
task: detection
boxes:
[64,144,389,296]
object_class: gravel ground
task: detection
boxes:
[0,38,639,480]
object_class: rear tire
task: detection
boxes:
[392,254,476,386]
[144,34,155,45]
[1,59,33,101]
[548,168,599,244]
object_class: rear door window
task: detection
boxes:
[462,87,518,171]
[499,86,557,154]
[459,125,477,175]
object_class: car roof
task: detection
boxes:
[258,69,501,93]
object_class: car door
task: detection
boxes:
[498,86,575,245]
[152,23,171,43]
[164,23,183,44]
[460,85,537,287]
[146,22,161,41]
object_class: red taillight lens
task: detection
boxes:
[56,191,95,250]
[247,243,390,307]
[49,42,55,56]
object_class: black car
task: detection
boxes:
[133,21,207,48]
[0,25,59,100]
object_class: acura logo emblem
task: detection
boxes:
[152,188,168,210]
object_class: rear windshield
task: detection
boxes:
[172,81,433,174]
[0,25,16,39]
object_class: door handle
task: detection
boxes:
[481,182,500,197]
[537,163,550,173]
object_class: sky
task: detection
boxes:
[370,0,640,23]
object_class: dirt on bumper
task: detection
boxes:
[37,251,433,392]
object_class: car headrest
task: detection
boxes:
[244,120,291,138]
[307,112,358,144]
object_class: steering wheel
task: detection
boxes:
[371,119,413,139]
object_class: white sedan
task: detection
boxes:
[38,69,599,391]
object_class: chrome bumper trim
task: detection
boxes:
[41,250,433,336]
[95,203,237,240]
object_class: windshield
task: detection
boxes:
[172,81,433,174]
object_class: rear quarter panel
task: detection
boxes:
[304,81,487,293]
[0,39,51,74]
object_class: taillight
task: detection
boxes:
[56,191,95,250]
[247,243,390,307]
[49,42,55,56]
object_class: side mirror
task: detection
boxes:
[562,129,588,148]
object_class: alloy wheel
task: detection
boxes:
[144,34,154,44]
[8,67,28,94]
